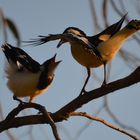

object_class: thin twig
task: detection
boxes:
[0,103,17,140]
[5,102,61,140]
[41,107,61,140]
[70,112,139,140]
[75,104,104,139]
[53,66,140,121]
[104,96,140,137]
[0,67,140,132]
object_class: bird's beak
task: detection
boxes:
[45,54,61,75]
[51,53,62,66]
[57,40,65,48]
[55,60,62,66]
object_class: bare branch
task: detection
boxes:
[0,103,17,140]
[70,112,139,140]
[0,66,140,133]
[53,66,140,121]
[4,103,61,140]
[104,96,140,137]
[75,104,104,139]
[43,109,61,140]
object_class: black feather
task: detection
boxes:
[2,43,40,73]
[37,71,53,90]
[88,14,126,46]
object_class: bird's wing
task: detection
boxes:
[88,13,126,46]
[24,34,66,46]
[47,33,102,59]
[24,33,102,59]
[66,33,102,59]
[2,43,40,73]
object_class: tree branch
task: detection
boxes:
[70,112,139,140]
[104,96,140,137]
[0,66,140,133]
[3,103,61,140]
[53,66,140,121]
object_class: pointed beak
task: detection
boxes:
[57,40,65,48]
[51,53,62,66]
[52,53,57,60]
[55,60,62,68]
[45,54,61,75]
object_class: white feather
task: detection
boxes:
[5,63,41,97]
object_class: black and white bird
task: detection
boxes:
[2,43,61,102]
[27,14,126,94]
[26,15,128,95]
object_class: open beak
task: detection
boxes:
[47,54,62,74]
[51,53,62,66]
[57,40,65,48]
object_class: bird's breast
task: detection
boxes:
[71,44,103,68]
[6,69,41,97]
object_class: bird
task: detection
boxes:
[2,43,61,102]
[26,14,128,95]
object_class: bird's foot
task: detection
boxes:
[13,95,25,105]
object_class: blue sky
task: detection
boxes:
[0,0,140,140]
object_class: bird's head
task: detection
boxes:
[57,27,86,48]
[126,19,140,30]
[42,54,61,76]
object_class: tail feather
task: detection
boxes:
[88,13,127,46]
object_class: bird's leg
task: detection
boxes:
[13,95,24,104]
[101,63,107,86]
[79,68,91,96]
[29,95,35,103]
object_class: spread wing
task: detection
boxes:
[2,43,40,73]
[24,34,66,46]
